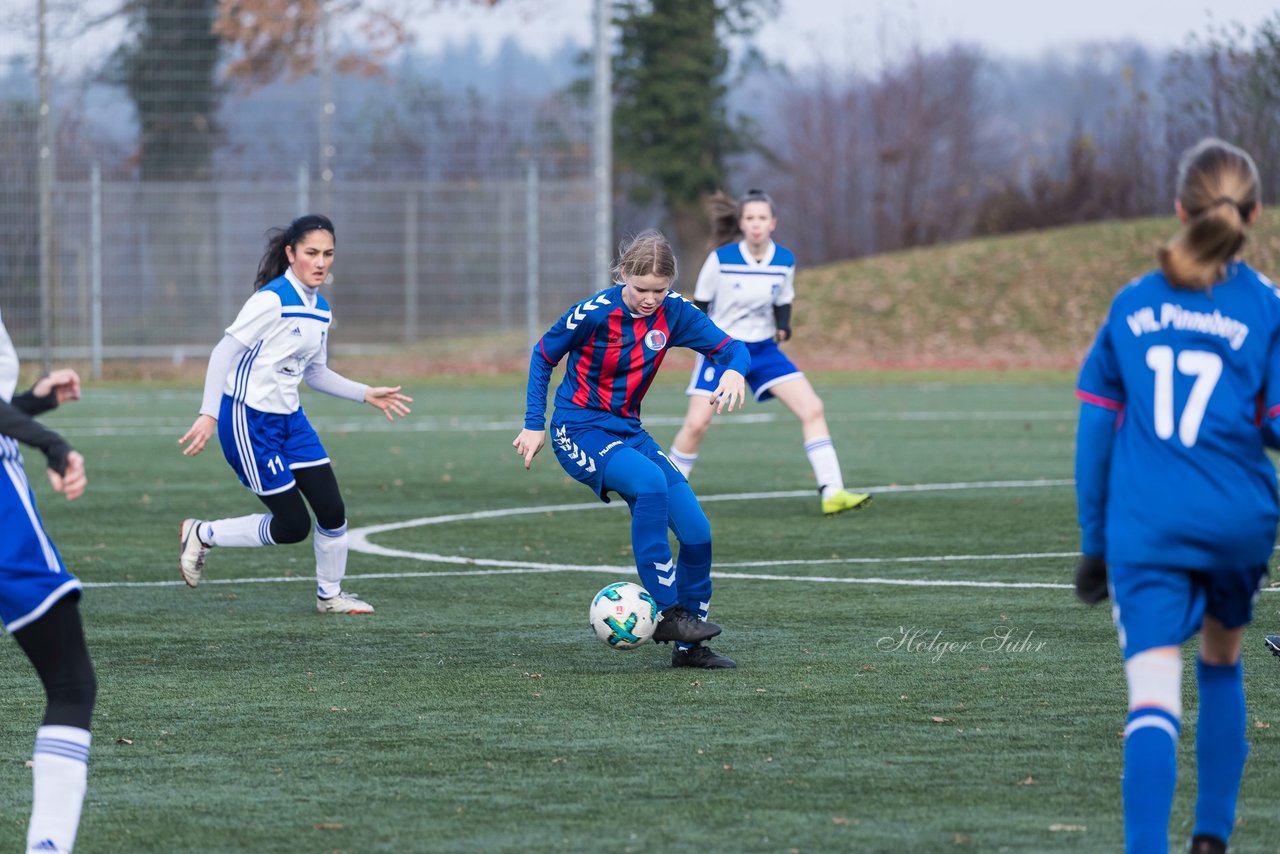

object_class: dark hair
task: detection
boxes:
[706,188,775,247]
[1158,139,1260,290]
[614,230,677,283]
[253,214,337,289]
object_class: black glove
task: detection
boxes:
[1074,555,1108,605]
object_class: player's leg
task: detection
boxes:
[293,463,369,614]
[669,355,720,478]
[665,478,735,669]
[1111,563,1204,854]
[767,375,870,515]
[182,402,300,586]
[1188,565,1264,853]
[601,447,718,645]
[12,596,96,854]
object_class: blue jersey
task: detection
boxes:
[1076,262,1280,570]
[524,284,750,430]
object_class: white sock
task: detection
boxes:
[206,514,273,548]
[27,725,91,854]
[668,447,697,478]
[315,520,348,599]
[804,436,844,499]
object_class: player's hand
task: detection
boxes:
[178,414,218,457]
[33,368,81,405]
[48,450,86,501]
[513,428,545,470]
[775,328,791,343]
[365,386,413,421]
[1074,555,1109,605]
[710,370,746,414]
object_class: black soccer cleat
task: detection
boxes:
[672,643,737,669]
[1188,834,1226,854]
[651,606,721,645]
[1265,635,1280,657]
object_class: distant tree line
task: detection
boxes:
[3,1,1280,274]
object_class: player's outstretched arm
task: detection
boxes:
[710,369,746,414]
[364,386,413,421]
[513,428,545,470]
[178,414,218,457]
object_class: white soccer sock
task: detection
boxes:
[315,520,348,599]
[27,725,91,854]
[205,514,273,548]
[668,447,698,478]
[804,436,844,499]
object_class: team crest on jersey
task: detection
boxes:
[643,329,667,351]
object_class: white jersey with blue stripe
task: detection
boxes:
[0,307,18,404]
[223,269,332,414]
[692,239,796,343]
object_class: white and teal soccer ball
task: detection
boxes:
[589,581,658,650]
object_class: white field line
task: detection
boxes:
[49,409,1074,437]
[86,478,1119,593]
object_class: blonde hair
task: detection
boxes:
[1159,138,1260,289]
[614,230,677,282]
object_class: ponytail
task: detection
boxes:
[253,214,336,290]
[1159,139,1259,290]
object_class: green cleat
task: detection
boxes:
[822,489,872,516]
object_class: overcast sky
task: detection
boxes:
[421,0,1280,68]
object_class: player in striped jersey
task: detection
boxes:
[177,215,412,614]
[667,190,870,516]
[1,308,97,854]
[1074,139,1276,854]
[514,231,749,668]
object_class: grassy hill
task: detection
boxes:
[792,210,1280,371]
[88,211,1280,382]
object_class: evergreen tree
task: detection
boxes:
[612,0,775,274]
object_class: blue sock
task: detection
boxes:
[1123,707,1180,854]
[629,492,676,609]
[1194,658,1247,844]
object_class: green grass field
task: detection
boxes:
[2,373,1279,853]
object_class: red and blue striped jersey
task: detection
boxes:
[524,284,750,429]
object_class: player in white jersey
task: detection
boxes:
[1,308,97,854]
[177,215,412,614]
[668,189,871,516]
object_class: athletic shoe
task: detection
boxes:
[651,606,721,644]
[179,519,211,588]
[822,489,872,516]
[1265,635,1280,657]
[672,643,737,669]
[316,592,375,614]
[1188,834,1226,854]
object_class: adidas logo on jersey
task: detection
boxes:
[290,326,302,336]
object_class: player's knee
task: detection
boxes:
[797,395,825,425]
[313,502,346,533]
[42,653,96,730]
[1125,647,1183,718]
[631,465,669,497]
[270,511,312,544]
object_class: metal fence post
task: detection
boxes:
[90,162,102,379]
[525,159,540,351]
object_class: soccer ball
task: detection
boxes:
[589,581,658,650]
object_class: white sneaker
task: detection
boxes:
[179,519,211,587]
[316,592,375,614]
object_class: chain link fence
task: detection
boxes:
[0,4,597,370]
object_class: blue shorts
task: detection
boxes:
[1110,562,1268,659]
[550,410,684,503]
[218,396,330,496]
[687,338,801,402]
[0,452,81,634]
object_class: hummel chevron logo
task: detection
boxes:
[564,294,612,330]
[653,558,676,587]
[552,425,596,472]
